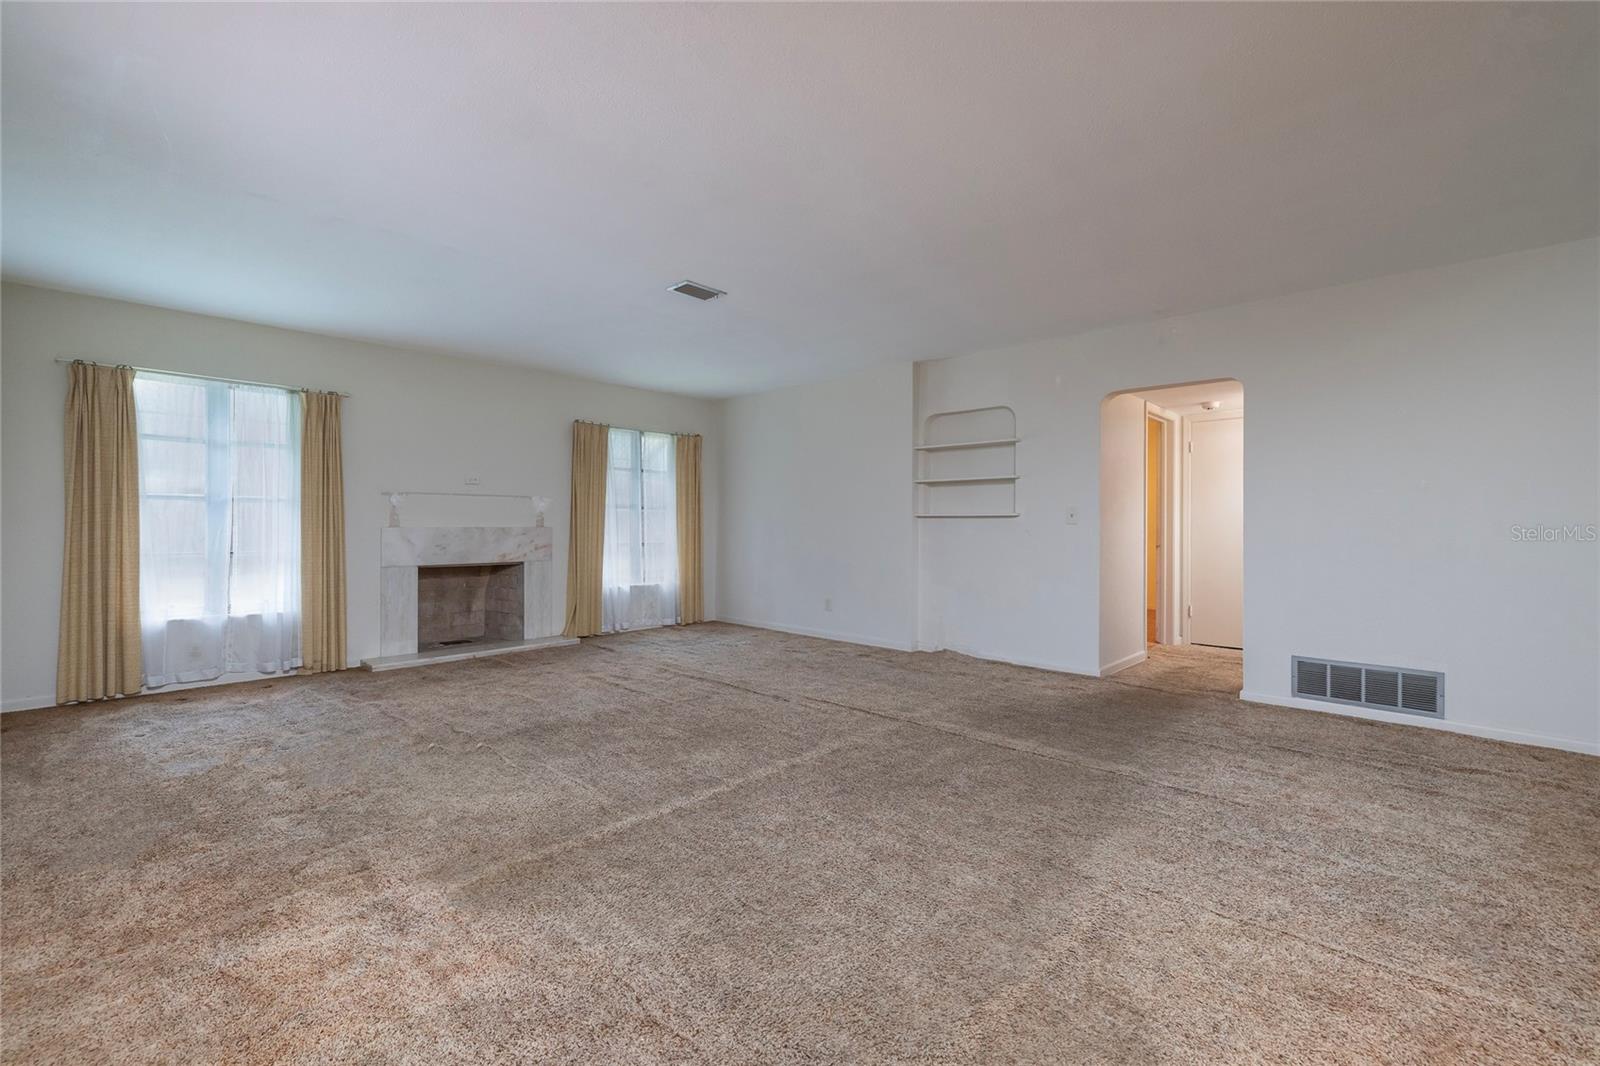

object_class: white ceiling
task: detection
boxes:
[3,4,1595,398]
[1129,380,1245,416]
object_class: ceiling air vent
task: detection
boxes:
[668,280,726,301]
[1291,656,1444,718]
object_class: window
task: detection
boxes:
[134,373,301,685]
[601,427,678,631]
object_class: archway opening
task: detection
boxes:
[1099,379,1244,695]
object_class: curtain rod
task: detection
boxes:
[55,357,350,397]
[577,418,700,438]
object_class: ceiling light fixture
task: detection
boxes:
[668,280,726,301]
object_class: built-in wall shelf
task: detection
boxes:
[914,475,1021,485]
[915,406,1019,519]
[913,437,1021,452]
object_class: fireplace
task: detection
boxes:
[366,524,575,670]
[417,563,524,651]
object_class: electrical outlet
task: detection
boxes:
[1065,506,1079,525]
[464,476,481,486]
[824,597,833,612]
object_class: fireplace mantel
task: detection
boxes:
[364,525,576,670]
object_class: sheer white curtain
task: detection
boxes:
[134,374,301,686]
[601,428,678,632]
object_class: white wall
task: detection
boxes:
[915,239,1599,753]
[713,240,1597,753]
[717,362,917,650]
[0,283,719,710]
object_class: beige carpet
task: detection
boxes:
[1120,641,1245,700]
[2,624,1596,1064]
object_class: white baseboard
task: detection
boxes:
[716,617,916,653]
[1239,691,1600,756]
[1099,649,1149,678]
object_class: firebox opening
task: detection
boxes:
[416,563,524,652]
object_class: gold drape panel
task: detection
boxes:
[300,391,347,673]
[675,433,704,624]
[57,363,142,703]
[562,421,609,638]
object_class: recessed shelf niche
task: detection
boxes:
[914,405,1019,519]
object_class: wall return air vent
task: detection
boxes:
[1291,656,1444,718]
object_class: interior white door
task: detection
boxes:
[1187,416,1243,648]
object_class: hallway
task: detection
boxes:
[1118,643,1244,700]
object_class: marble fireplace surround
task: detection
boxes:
[364,525,577,670]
